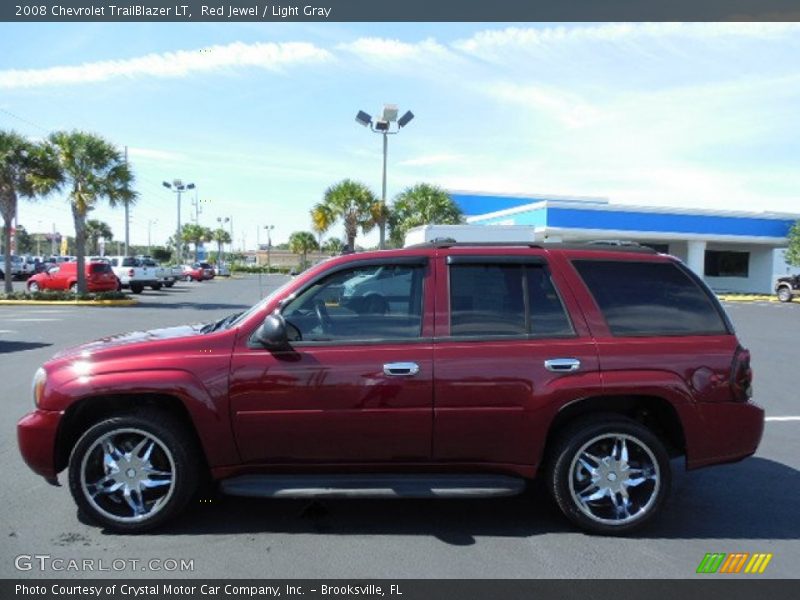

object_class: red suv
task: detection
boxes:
[26,261,119,293]
[17,242,763,534]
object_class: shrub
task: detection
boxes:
[0,290,129,302]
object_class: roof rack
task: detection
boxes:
[407,238,657,254]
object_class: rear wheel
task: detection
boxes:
[777,286,793,303]
[151,282,162,291]
[546,416,670,535]
[165,281,175,288]
[130,283,144,294]
[184,274,193,282]
[68,410,199,533]
[69,283,78,293]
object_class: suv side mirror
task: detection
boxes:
[255,312,289,348]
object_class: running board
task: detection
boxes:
[220,474,526,499]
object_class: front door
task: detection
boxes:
[229,257,434,464]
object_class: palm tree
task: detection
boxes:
[212,227,232,262]
[310,202,334,248]
[322,237,344,255]
[0,131,57,293]
[389,183,464,247]
[181,223,212,262]
[316,180,378,252]
[45,131,136,293]
[288,231,319,270]
[85,219,113,255]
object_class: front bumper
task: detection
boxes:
[687,401,764,470]
[17,409,63,481]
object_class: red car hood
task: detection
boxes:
[51,324,206,360]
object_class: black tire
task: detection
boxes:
[68,409,200,533]
[165,281,175,288]
[776,286,793,303]
[130,283,144,294]
[546,415,671,535]
[151,282,163,291]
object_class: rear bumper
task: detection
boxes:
[17,409,63,480]
[687,401,764,470]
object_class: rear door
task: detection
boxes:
[432,251,601,469]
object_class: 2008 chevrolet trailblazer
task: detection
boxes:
[17,242,763,534]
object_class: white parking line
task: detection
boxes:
[765,416,800,422]
[0,329,16,334]
[10,318,60,322]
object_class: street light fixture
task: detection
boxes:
[355,103,414,249]
[163,179,195,263]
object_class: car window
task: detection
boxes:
[282,263,425,342]
[448,263,573,338]
[572,259,728,336]
[89,263,111,274]
[121,257,138,267]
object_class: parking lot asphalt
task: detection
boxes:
[0,277,798,579]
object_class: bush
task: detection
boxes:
[0,290,129,302]
[230,264,292,274]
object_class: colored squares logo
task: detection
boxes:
[697,553,773,574]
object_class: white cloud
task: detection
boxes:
[0,41,332,89]
[127,147,186,162]
[338,37,450,61]
[488,83,601,129]
[453,23,800,57]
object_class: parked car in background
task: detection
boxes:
[198,262,215,279]
[775,274,800,302]
[137,257,179,288]
[214,263,231,277]
[26,261,119,293]
[104,256,160,293]
[17,242,763,534]
[181,263,206,282]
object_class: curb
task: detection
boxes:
[716,295,777,303]
[0,299,138,307]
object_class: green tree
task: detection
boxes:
[288,230,319,269]
[151,246,172,263]
[310,202,335,248]
[322,237,345,255]
[389,183,463,247]
[211,227,232,262]
[85,219,113,255]
[315,180,377,252]
[45,131,136,293]
[0,131,57,292]
[181,223,212,262]
[786,220,800,267]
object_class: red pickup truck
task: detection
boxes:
[17,242,763,534]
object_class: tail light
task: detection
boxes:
[730,346,752,402]
[128,268,135,277]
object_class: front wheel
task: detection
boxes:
[130,283,144,294]
[68,411,199,533]
[546,416,670,535]
[151,282,163,291]
[184,274,193,282]
[777,286,793,303]
[28,281,40,292]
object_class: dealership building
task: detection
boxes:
[447,192,799,294]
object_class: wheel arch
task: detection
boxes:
[543,394,686,463]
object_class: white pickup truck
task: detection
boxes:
[103,256,161,294]
[137,256,181,288]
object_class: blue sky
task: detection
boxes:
[1,22,799,250]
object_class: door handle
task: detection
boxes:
[383,362,420,377]
[544,358,581,373]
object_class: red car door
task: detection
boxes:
[431,250,601,472]
[50,265,71,290]
[229,257,435,464]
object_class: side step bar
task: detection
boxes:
[220,474,526,499]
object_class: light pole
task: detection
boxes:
[355,104,414,249]
[163,179,195,264]
[147,219,158,254]
[264,225,274,272]
[217,216,234,260]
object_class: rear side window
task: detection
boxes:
[89,263,111,274]
[121,257,138,267]
[572,260,728,336]
[449,264,573,338]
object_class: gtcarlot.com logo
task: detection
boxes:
[696,552,773,574]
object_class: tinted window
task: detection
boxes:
[704,250,749,278]
[283,263,425,342]
[449,264,572,337]
[89,263,111,274]
[121,257,138,267]
[572,260,728,336]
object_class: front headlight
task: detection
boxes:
[31,367,47,407]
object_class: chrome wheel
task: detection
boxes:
[79,428,176,524]
[28,282,40,292]
[568,433,660,526]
